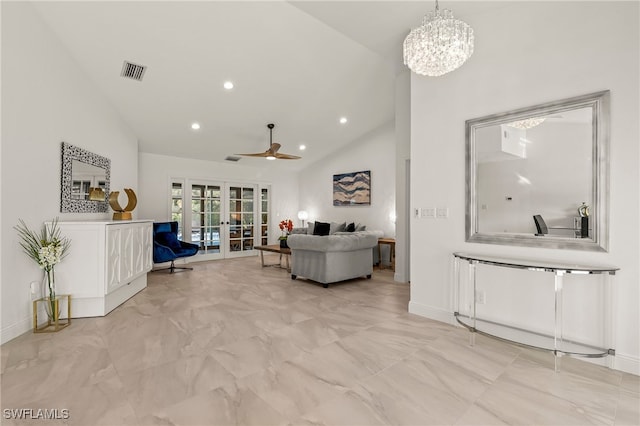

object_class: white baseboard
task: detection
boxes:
[614,353,640,376]
[408,300,456,326]
[1,316,32,345]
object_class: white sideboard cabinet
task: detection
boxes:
[53,220,153,317]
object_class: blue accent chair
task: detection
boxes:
[152,221,199,273]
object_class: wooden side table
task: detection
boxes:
[255,244,291,271]
[377,238,396,271]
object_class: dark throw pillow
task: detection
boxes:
[156,232,182,250]
[313,221,331,236]
[345,222,356,232]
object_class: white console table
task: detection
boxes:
[53,220,153,317]
[452,252,618,371]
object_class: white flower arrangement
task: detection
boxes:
[38,245,64,270]
[14,218,70,301]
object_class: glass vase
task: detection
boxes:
[42,269,59,322]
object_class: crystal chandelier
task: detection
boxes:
[403,0,474,77]
[508,117,546,129]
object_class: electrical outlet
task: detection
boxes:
[29,281,40,300]
[476,290,486,304]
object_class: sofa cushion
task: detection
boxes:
[355,223,367,232]
[156,231,182,250]
[313,221,331,236]
[154,222,172,234]
[330,222,346,234]
[345,222,356,232]
[287,232,379,252]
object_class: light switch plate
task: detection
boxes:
[422,208,436,218]
[436,208,449,218]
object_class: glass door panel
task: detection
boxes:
[260,188,269,246]
[71,180,91,200]
[191,183,223,259]
[226,184,257,257]
[228,186,244,253]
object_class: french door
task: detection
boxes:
[225,183,258,258]
[190,182,224,260]
[171,179,269,261]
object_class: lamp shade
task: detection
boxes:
[297,210,309,221]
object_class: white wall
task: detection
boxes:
[297,122,396,237]
[1,3,139,343]
[409,2,639,374]
[138,153,299,244]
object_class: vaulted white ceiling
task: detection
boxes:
[31,1,488,171]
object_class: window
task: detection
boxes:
[171,182,184,239]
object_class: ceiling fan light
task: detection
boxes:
[236,123,301,160]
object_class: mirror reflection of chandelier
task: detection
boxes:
[508,117,546,129]
[403,0,474,77]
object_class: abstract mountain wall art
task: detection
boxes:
[333,170,371,206]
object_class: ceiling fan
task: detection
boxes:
[236,123,301,160]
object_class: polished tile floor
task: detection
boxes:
[1,256,638,425]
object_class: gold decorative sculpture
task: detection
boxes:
[109,188,137,220]
[88,187,105,201]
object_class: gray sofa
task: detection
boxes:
[286,230,381,287]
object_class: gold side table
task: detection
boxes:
[33,294,71,333]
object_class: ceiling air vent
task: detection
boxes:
[120,61,146,81]
[225,156,241,162]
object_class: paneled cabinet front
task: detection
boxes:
[106,223,153,293]
[55,220,153,317]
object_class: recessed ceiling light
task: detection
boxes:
[299,144,306,151]
[339,117,348,124]
[223,81,234,90]
[191,122,201,130]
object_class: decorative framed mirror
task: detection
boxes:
[465,90,610,252]
[60,142,111,213]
